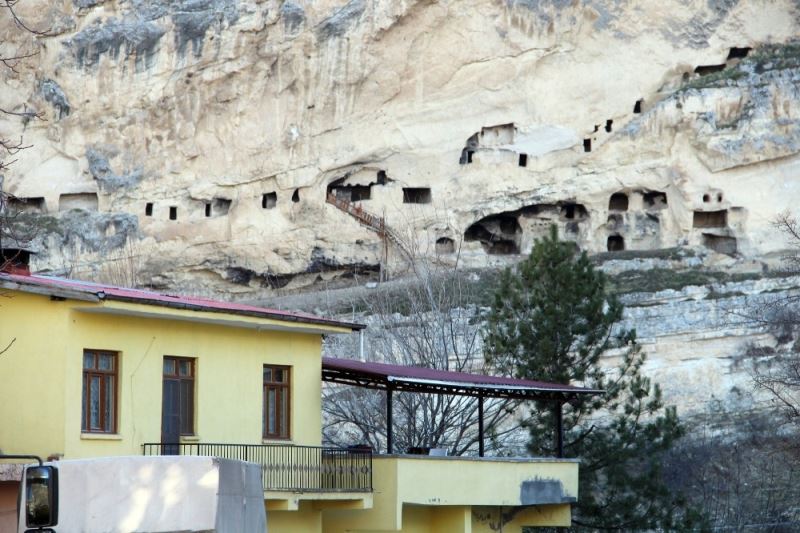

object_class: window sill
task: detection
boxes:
[262,438,293,444]
[180,435,201,443]
[80,433,122,441]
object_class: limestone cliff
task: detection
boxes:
[1,0,800,297]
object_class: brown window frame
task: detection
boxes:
[82,349,118,434]
[263,365,291,440]
[163,356,196,436]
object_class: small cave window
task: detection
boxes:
[350,185,371,202]
[262,192,277,209]
[377,170,388,185]
[717,192,723,202]
[435,237,455,255]
[205,203,212,217]
[694,64,726,76]
[403,187,431,204]
[727,47,751,60]
[609,193,629,211]
[292,189,300,203]
[559,203,586,220]
[605,119,613,133]
[213,198,232,216]
[459,149,475,165]
[169,206,178,220]
[644,191,668,209]
[518,153,528,167]
[693,210,728,228]
[633,99,643,114]
[583,139,592,153]
[607,234,625,252]
[145,202,154,217]
[702,193,711,203]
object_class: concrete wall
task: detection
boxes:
[322,456,577,532]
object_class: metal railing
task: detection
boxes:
[141,442,372,493]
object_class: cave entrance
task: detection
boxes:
[693,210,727,228]
[609,193,629,211]
[464,214,521,255]
[607,235,625,252]
[8,196,46,213]
[643,191,667,209]
[403,187,432,204]
[435,237,455,255]
[262,192,277,209]
[59,193,99,212]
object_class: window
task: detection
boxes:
[402,187,432,204]
[262,192,277,209]
[163,357,195,436]
[263,365,290,439]
[145,202,153,216]
[82,350,118,433]
[169,206,177,220]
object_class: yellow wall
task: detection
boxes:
[322,456,578,532]
[0,290,330,460]
[0,291,69,459]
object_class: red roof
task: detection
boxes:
[322,357,602,399]
[0,272,364,331]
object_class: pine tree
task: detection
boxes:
[484,226,706,531]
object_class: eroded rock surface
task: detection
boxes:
[1,0,800,297]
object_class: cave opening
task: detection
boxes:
[464,214,522,255]
[459,133,480,164]
[633,99,643,114]
[695,64,726,76]
[8,196,45,213]
[262,192,277,209]
[377,170,388,185]
[519,153,528,167]
[560,203,587,220]
[212,198,231,216]
[205,203,211,217]
[169,206,178,220]
[727,47,751,60]
[292,189,300,203]
[583,139,592,152]
[59,193,99,212]
[403,187,432,204]
[693,210,728,228]
[644,191,668,209]
[609,193,629,211]
[145,202,153,217]
[607,234,625,252]
[703,194,711,203]
[435,237,455,255]
[605,119,613,133]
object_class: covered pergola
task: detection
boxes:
[322,357,603,458]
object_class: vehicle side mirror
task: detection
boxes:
[25,465,58,529]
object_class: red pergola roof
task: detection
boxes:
[322,357,602,401]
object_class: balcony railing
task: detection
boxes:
[141,442,372,493]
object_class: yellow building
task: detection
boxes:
[0,264,592,532]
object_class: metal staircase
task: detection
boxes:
[325,193,413,262]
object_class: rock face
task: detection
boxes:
[2,0,800,296]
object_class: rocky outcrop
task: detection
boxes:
[1,1,800,297]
